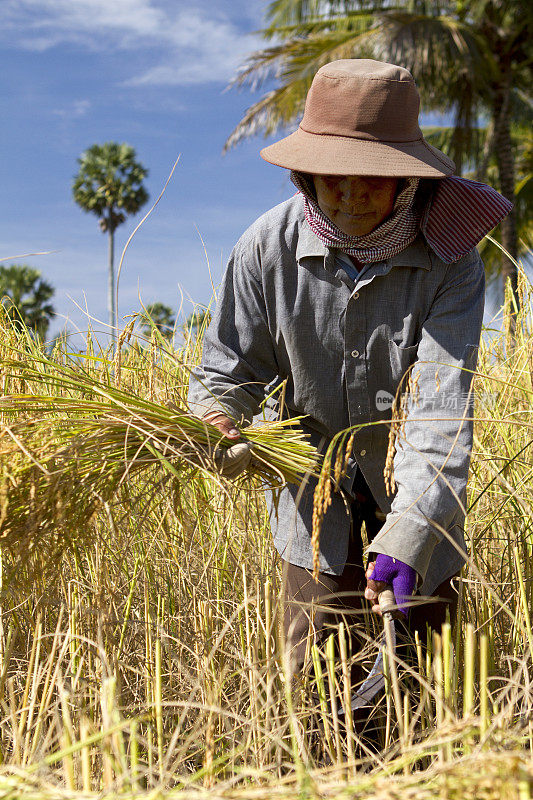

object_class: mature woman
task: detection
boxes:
[187,60,511,671]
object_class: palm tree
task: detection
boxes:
[225,0,532,299]
[476,122,532,282]
[72,142,149,343]
[0,264,55,341]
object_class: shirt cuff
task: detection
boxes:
[187,393,251,427]
[365,511,441,583]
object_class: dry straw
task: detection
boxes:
[0,256,531,797]
[0,306,319,582]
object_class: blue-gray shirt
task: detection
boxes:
[188,194,484,594]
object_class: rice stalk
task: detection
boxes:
[0,308,319,582]
[0,260,530,796]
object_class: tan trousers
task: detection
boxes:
[281,474,458,672]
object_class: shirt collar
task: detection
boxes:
[387,235,432,270]
[296,216,328,262]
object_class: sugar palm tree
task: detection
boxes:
[73,143,149,343]
[0,264,55,341]
[226,0,532,298]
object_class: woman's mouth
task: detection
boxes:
[340,210,373,218]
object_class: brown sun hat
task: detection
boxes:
[260,59,455,178]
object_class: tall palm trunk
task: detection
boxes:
[493,78,519,310]
[108,229,116,344]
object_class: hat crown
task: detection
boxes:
[301,59,422,143]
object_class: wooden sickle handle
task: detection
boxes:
[378,587,396,615]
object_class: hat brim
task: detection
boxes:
[260,128,455,178]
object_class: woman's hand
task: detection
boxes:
[202,412,251,479]
[364,555,417,617]
[202,411,241,441]
[364,561,389,616]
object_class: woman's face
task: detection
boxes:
[313,174,399,236]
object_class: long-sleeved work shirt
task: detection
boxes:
[187,193,485,595]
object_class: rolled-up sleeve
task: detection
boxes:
[187,236,279,425]
[367,248,485,582]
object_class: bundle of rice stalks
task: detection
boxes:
[0,327,319,583]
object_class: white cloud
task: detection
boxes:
[1,0,262,85]
[125,10,257,86]
[2,0,165,43]
[52,99,91,119]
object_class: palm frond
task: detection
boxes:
[262,0,382,37]
[224,20,378,151]
[374,11,494,103]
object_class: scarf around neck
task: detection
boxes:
[291,171,513,265]
[291,171,421,263]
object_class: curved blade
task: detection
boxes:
[350,589,398,710]
[350,618,396,710]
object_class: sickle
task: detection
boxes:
[350,587,397,710]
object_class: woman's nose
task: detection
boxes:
[339,178,368,203]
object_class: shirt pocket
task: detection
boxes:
[388,340,419,385]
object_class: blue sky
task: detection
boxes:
[0,0,515,348]
[0,0,294,347]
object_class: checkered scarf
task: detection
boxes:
[291,171,514,265]
[290,171,422,263]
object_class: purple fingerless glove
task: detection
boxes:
[369,554,417,616]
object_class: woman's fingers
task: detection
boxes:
[364,581,388,600]
[364,559,390,615]
[202,412,241,440]
[214,442,252,478]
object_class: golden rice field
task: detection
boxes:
[0,266,531,799]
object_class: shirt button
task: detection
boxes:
[351,349,360,358]
[352,292,359,299]
[360,449,367,456]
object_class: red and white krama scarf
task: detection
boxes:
[290,171,512,265]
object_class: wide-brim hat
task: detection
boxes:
[260,59,455,178]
